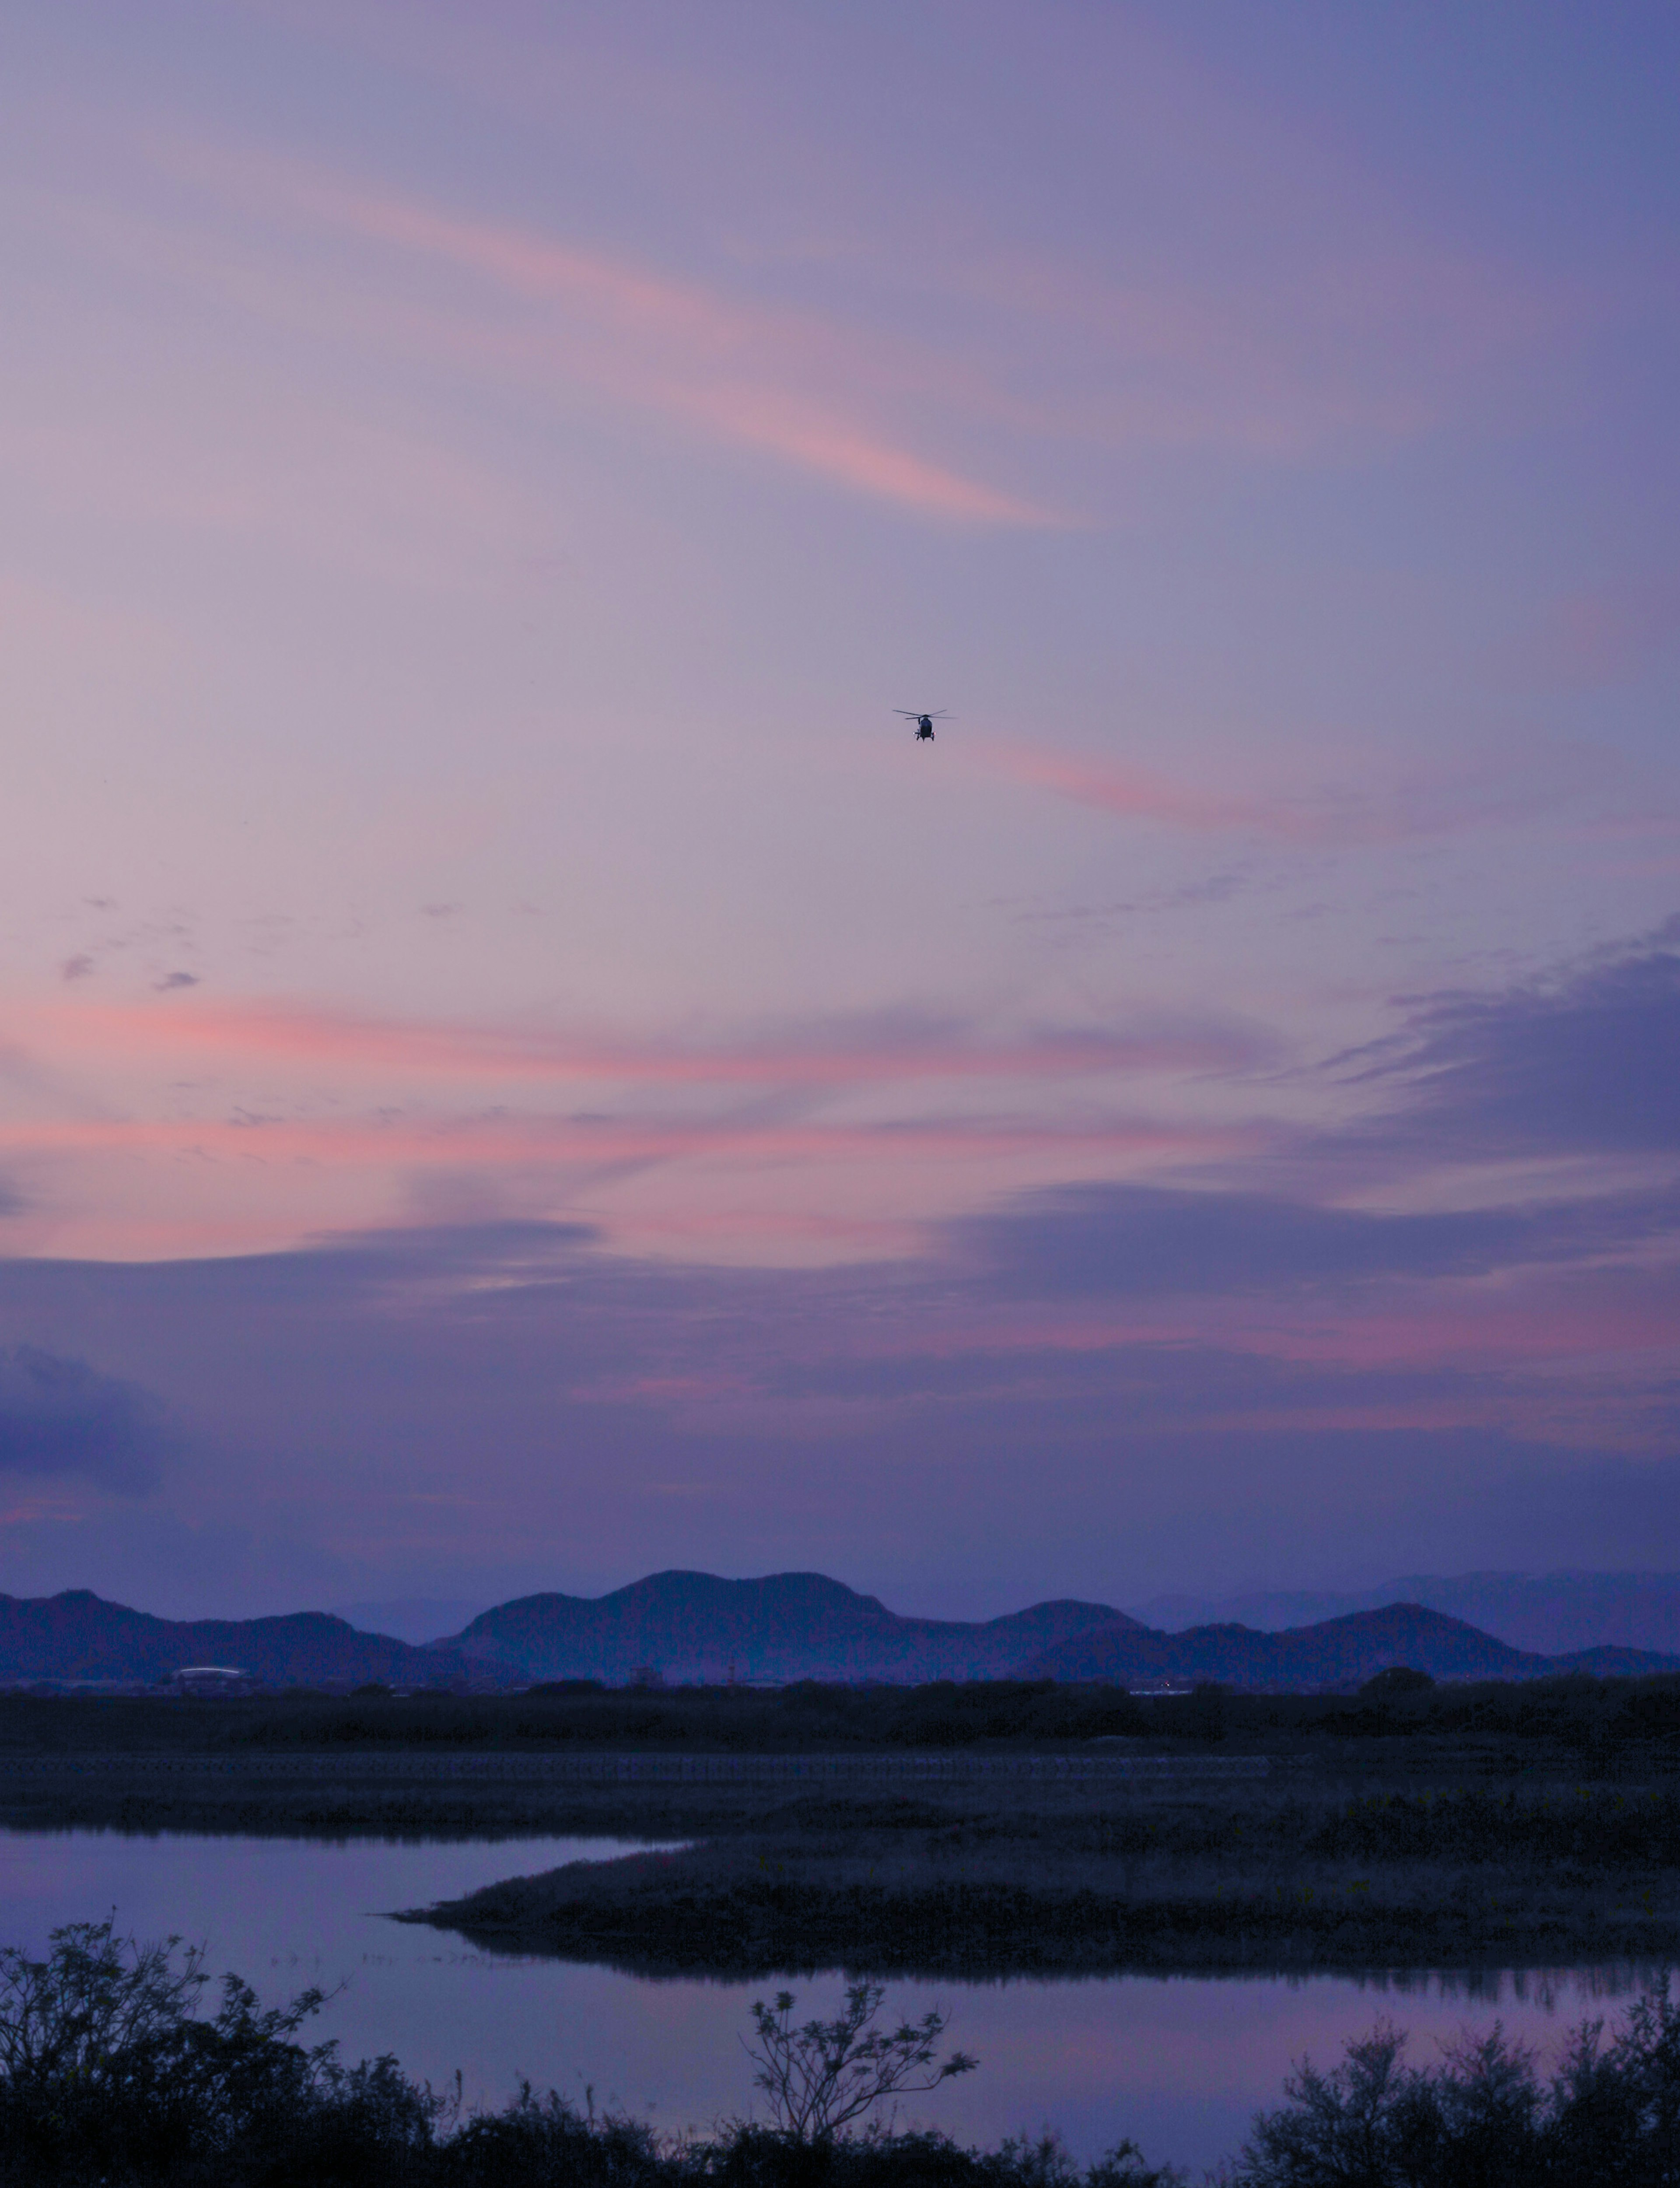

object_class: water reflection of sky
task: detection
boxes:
[1,1830,1669,2177]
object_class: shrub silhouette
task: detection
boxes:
[1233,1986,1680,2186]
[0,1918,437,2185]
[0,1920,1184,2184]
[742,1983,976,2143]
[7,1914,1680,2184]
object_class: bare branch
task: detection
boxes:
[742,1981,977,2143]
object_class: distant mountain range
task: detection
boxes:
[3,1570,1679,1693]
[1124,1571,1680,1658]
[0,1591,469,1689]
[1026,1603,1680,1689]
[452,1571,1132,1685]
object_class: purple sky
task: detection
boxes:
[1,2,1676,1620]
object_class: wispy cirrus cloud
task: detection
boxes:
[144,142,1059,526]
[0,1110,1230,1177]
[0,991,1263,1262]
[252,4,1571,468]
[39,993,1260,1089]
[985,743,1572,845]
[989,748,1288,835]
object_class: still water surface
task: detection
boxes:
[0,1829,1664,2176]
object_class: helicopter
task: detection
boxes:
[896,709,950,742]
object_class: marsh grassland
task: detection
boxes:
[5,1683,1680,2183]
[403,1778,1680,1976]
[4,1676,1679,1979]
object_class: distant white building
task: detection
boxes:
[171,1665,255,1697]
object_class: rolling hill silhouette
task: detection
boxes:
[0,1591,467,1687]
[3,1573,1676,1691]
[452,1570,1132,1684]
[1124,1570,1680,1657]
[1029,1602,1680,1687]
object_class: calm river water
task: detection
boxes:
[0,1828,1665,2176]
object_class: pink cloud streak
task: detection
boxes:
[986,743,1561,845]
[0,1111,1226,1171]
[157,144,1057,525]
[41,996,1250,1089]
[990,747,1287,835]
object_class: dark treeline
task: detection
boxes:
[5,1669,1680,1755]
[6,1919,1680,2186]
[0,1918,1177,2187]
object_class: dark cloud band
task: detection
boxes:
[0,1347,167,1492]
